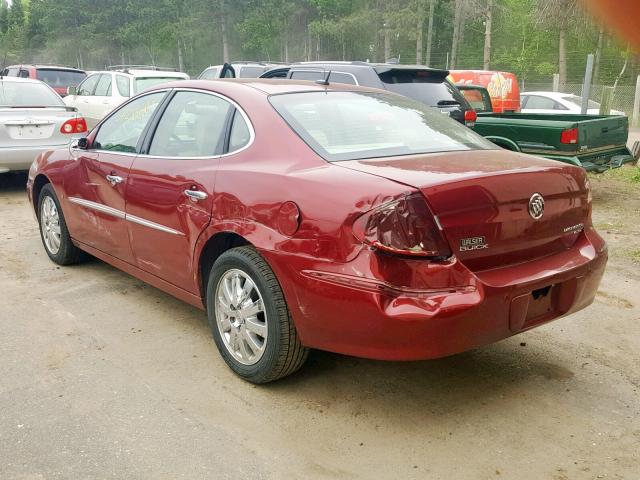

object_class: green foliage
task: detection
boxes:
[0,0,636,85]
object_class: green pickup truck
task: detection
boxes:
[459,85,637,172]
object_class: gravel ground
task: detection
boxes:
[0,168,638,480]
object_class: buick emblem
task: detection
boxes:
[528,193,545,220]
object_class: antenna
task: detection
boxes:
[315,70,331,86]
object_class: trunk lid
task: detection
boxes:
[0,107,78,148]
[340,150,590,271]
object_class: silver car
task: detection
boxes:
[0,77,87,173]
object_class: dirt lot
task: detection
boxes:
[0,167,638,480]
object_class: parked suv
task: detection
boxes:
[198,61,287,80]
[260,61,476,126]
[0,64,86,97]
[64,66,189,129]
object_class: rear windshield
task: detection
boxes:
[378,70,465,107]
[0,81,63,107]
[134,76,186,93]
[269,91,495,162]
[36,69,86,87]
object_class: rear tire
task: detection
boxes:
[37,184,82,266]
[206,246,308,383]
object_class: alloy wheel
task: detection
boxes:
[215,269,268,366]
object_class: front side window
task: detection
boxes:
[290,70,324,82]
[18,69,30,78]
[270,91,496,162]
[94,74,112,96]
[78,74,100,96]
[148,91,232,157]
[93,92,166,153]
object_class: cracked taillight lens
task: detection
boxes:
[352,193,452,258]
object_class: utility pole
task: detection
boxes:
[580,54,594,114]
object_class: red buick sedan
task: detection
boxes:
[27,80,607,383]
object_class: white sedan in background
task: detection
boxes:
[520,91,625,116]
[1,77,87,173]
[64,67,189,129]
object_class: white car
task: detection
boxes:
[1,77,87,173]
[64,67,190,129]
[198,62,284,80]
[520,91,625,116]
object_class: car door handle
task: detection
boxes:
[106,174,123,186]
[184,189,208,201]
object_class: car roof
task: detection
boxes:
[146,78,388,96]
[4,64,85,72]
[88,69,189,78]
[292,61,448,74]
[0,76,44,84]
[521,91,574,99]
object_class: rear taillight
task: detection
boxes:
[464,109,477,126]
[60,117,88,134]
[352,193,452,258]
[560,127,578,144]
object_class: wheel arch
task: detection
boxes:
[485,136,522,152]
[197,231,252,304]
[32,174,52,215]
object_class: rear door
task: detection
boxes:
[125,89,235,292]
[64,91,168,263]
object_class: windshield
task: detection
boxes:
[36,69,86,88]
[134,76,186,93]
[0,81,64,107]
[378,70,466,107]
[270,91,496,162]
[562,95,599,109]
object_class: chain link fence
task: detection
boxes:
[523,82,638,117]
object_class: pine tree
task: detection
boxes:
[8,0,25,29]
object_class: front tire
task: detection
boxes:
[206,246,308,383]
[38,184,82,265]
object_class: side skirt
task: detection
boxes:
[72,239,206,311]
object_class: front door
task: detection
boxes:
[126,90,234,293]
[64,91,168,263]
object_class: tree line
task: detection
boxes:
[0,0,637,87]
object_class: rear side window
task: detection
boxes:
[270,91,495,162]
[116,75,131,97]
[523,95,557,109]
[36,69,86,87]
[94,74,112,96]
[228,111,251,152]
[238,66,266,78]
[378,70,466,108]
[94,92,165,153]
[0,81,63,107]
[134,76,186,93]
[78,75,99,96]
[290,70,324,82]
[148,91,232,157]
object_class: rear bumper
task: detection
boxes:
[0,144,67,173]
[539,146,635,172]
[263,227,607,361]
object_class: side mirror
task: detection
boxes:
[77,137,89,150]
[67,85,78,96]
